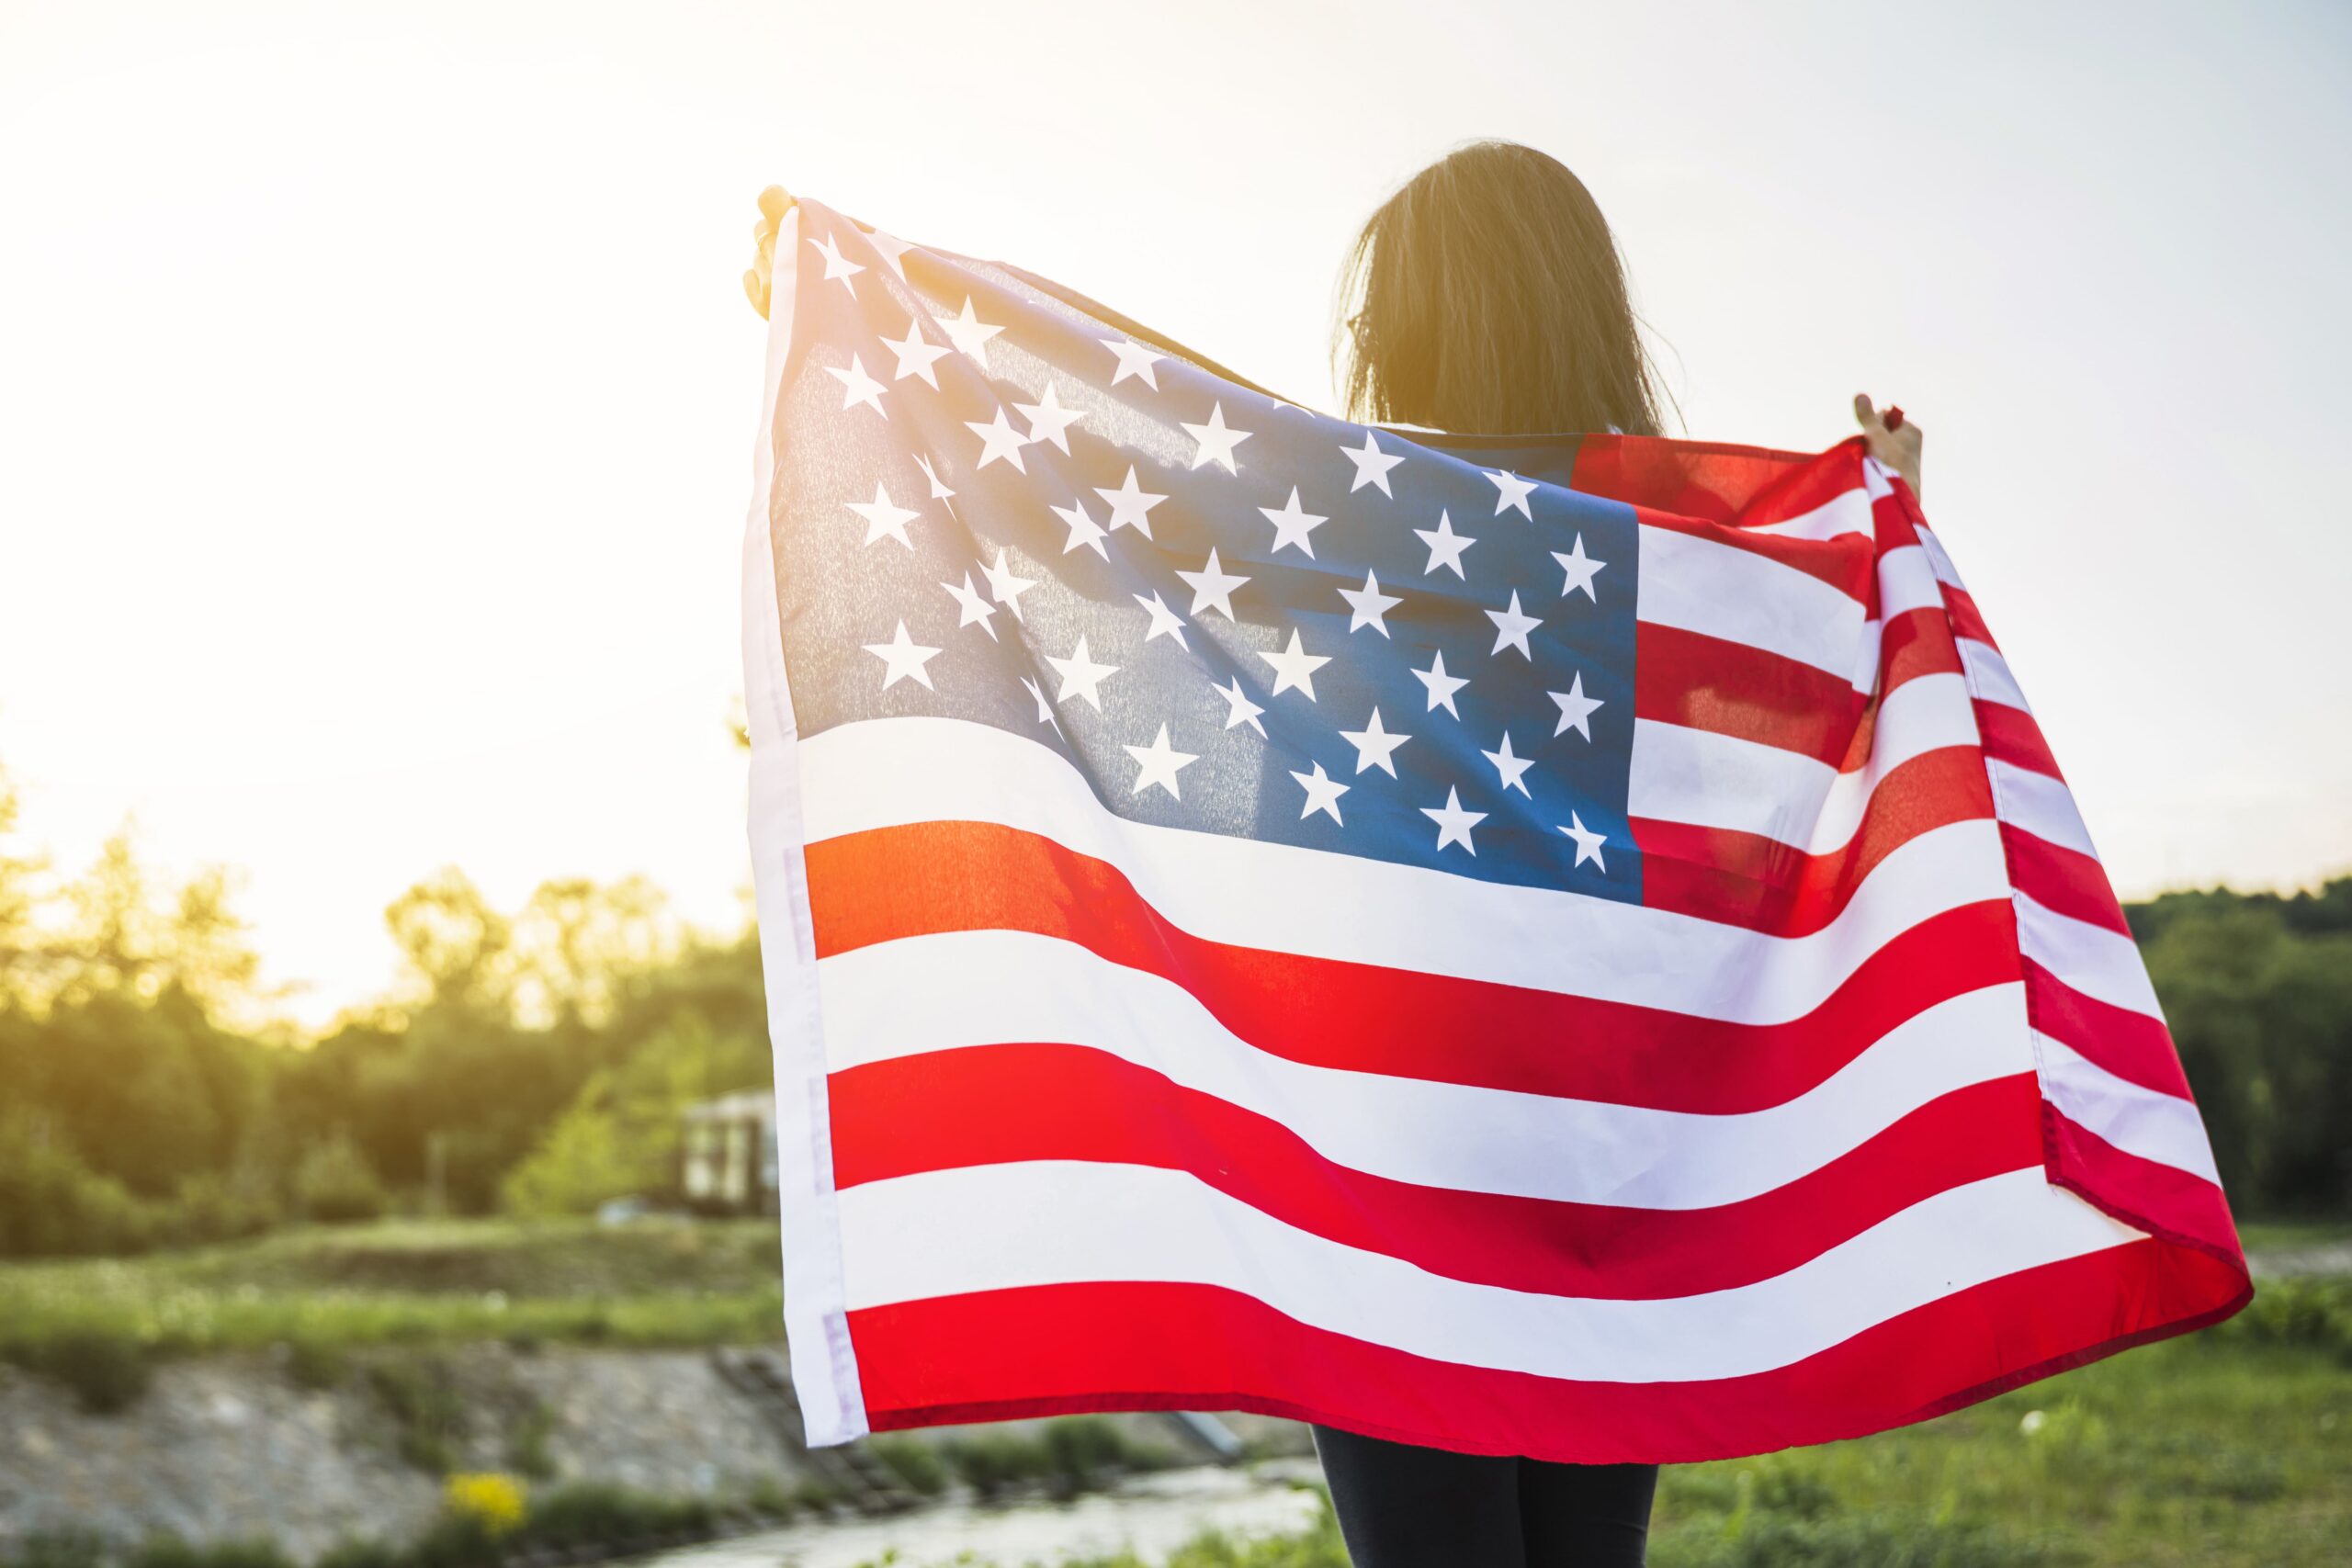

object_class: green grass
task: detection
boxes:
[2236,1217,2352,1257]
[0,1216,786,1368]
[899,1331,2352,1568]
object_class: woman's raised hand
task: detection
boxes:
[1853,393,1924,501]
[743,186,792,321]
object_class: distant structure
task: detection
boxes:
[680,1090,779,1215]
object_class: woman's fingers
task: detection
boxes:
[1853,392,1924,501]
[745,186,789,321]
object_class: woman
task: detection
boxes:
[742,141,1922,1567]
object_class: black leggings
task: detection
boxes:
[1311,1424,1659,1568]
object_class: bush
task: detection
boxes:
[0,1113,160,1257]
[443,1473,527,1537]
[2210,1276,2352,1358]
[941,1429,1049,1498]
[1660,1512,2065,1568]
[11,1326,153,1414]
[311,1542,402,1568]
[124,1540,297,1568]
[282,1337,349,1391]
[293,1134,390,1224]
[162,1172,281,1248]
[367,1360,468,1474]
[1,1530,109,1568]
[514,1483,717,1549]
[870,1435,950,1495]
[938,1417,1166,1500]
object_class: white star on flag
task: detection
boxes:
[847,482,921,549]
[1051,498,1110,558]
[967,408,1030,472]
[1212,676,1267,737]
[885,317,954,387]
[935,297,1003,367]
[1291,761,1350,824]
[863,620,939,689]
[1102,336,1165,389]
[1124,724,1198,800]
[1338,707,1412,777]
[1178,547,1250,620]
[1559,812,1608,870]
[825,355,888,417]
[1421,786,1487,854]
[1134,590,1189,649]
[1095,467,1167,536]
[1486,591,1542,659]
[1550,671,1604,739]
[941,573,999,639]
[1487,468,1536,520]
[806,231,864,294]
[1481,731,1534,796]
[1258,487,1329,558]
[981,548,1035,620]
[861,226,915,280]
[1014,381,1085,455]
[1257,627,1331,700]
[1018,674,1060,735]
[1338,570,1402,637]
[1552,534,1606,601]
[1414,511,1476,579]
[1182,401,1253,472]
[1411,649,1469,716]
[914,453,956,514]
[1340,430,1404,496]
[1046,636,1119,711]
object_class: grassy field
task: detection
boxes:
[0,1216,785,1361]
[1028,1330,2352,1568]
[2,1218,2346,1565]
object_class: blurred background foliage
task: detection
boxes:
[0,759,772,1257]
[0,751,2344,1260]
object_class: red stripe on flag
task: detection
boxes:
[2005,826,2132,936]
[1975,702,2062,779]
[1631,746,1996,934]
[804,822,2024,1113]
[849,1240,2250,1463]
[2025,961,2193,1101]
[1634,622,1865,763]
[2040,1100,2246,1267]
[1634,506,1875,596]
[1569,434,1857,527]
[1876,606,1965,704]
[830,1043,2046,1300]
[1945,586,1997,649]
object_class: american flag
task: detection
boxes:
[741,197,2252,1461]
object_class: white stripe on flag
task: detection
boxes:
[1747,486,1875,542]
[820,930,2034,1208]
[1628,671,1981,852]
[834,1161,2145,1382]
[1989,759,2098,858]
[1635,525,1870,676]
[1876,545,1944,620]
[2034,1032,2222,1184]
[1960,638,2030,713]
[2015,889,2165,1020]
[798,716,2013,1022]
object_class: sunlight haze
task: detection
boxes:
[3,0,2346,1024]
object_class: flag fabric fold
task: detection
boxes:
[740,196,2252,1462]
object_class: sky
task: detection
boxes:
[2,0,2346,1026]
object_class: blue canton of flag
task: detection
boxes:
[767,216,1644,901]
